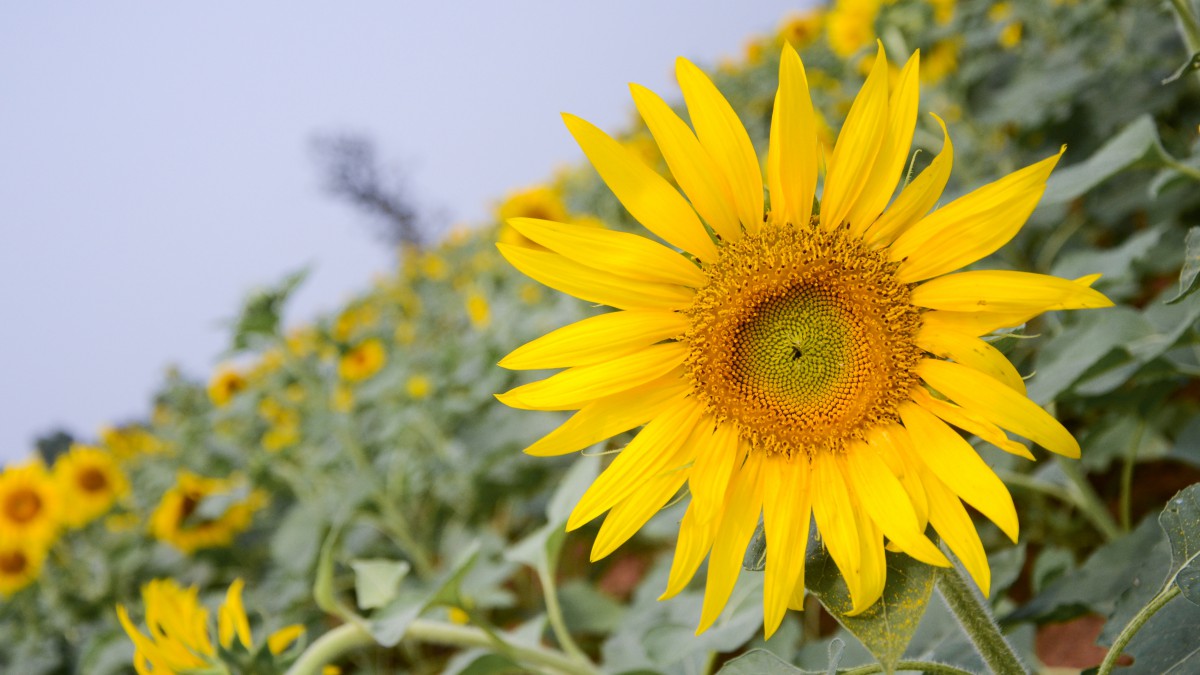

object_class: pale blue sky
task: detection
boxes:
[0,2,806,463]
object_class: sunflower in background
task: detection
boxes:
[53,444,130,528]
[498,43,1111,636]
[150,471,266,555]
[338,338,388,382]
[0,539,47,597]
[208,366,248,408]
[0,460,62,548]
[117,577,304,674]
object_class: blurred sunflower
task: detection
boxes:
[53,444,129,528]
[498,44,1111,636]
[208,366,248,408]
[338,338,388,382]
[0,539,47,597]
[117,577,304,674]
[150,471,266,554]
[0,460,61,547]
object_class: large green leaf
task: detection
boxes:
[1159,483,1200,605]
[369,543,482,646]
[1165,226,1200,305]
[804,542,936,673]
[1042,115,1162,205]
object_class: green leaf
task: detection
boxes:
[1161,50,1200,84]
[1115,596,1200,674]
[508,454,599,569]
[228,266,308,352]
[1042,115,1163,205]
[370,542,481,647]
[804,542,936,673]
[1165,226,1200,305]
[351,558,411,610]
[716,649,814,674]
[1159,483,1200,604]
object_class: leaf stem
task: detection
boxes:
[1169,0,1200,52]
[936,563,1029,675]
[1054,456,1123,542]
[1097,584,1181,675]
[537,560,589,664]
[841,661,976,675]
[1119,421,1146,531]
[285,619,602,675]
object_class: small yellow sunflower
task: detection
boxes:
[0,460,62,547]
[497,44,1112,636]
[208,366,248,408]
[101,424,166,460]
[0,539,48,597]
[117,577,304,675]
[339,338,387,382]
[150,471,266,555]
[53,444,130,528]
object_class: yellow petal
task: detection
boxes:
[677,57,764,235]
[891,148,1065,282]
[820,42,890,231]
[845,441,948,567]
[918,358,1081,458]
[506,218,707,287]
[867,424,929,530]
[899,402,1019,541]
[497,342,687,411]
[847,50,920,236]
[768,43,819,229]
[498,243,695,311]
[917,323,1026,394]
[219,578,252,650]
[662,503,720,600]
[911,270,1113,314]
[562,113,718,260]
[699,452,764,633]
[567,398,704,529]
[522,375,690,457]
[631,83,741,243]
[920,308,1037,338]
[762,455,812,638]
[910,387,1034,460]
[688,421,744,525]
[921,466,991,595]
[865,114,953,248]
[592,465,689,560]
[810,452,862,605]
[499,309,688,370]
[267,625,305,654]
[847,506,887,615]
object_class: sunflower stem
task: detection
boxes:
[936,563,1029,675]
[285,619,601,675]
[1119,421,1146,531]
[840,661,975,675]
[537,558,590,665]
[1097,584,1181,675]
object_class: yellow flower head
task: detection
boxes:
[406,374,432,399]
[53,444,129,528]
[338,338,387,382]
[101,424,166,460]
[117,578,304,674]
[498,44,1112,637]
[332,385,355,413]
[208,366,248,408]
[922,38,961,84]
[776,9,825,49]
[0,539,48,597]
[827,0,882,58]
[466,290,491,329]
[497,185,569,249]
[334,304,381,342]
[0,460,61,547]
[150,472,266,555]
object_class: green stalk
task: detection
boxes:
[537,560,589,664]
[841,661,976,675]
[1168,0,1200,87]
[1118,422,1146,531]
[285,620,602,675]
[937,564,1029,675]
[1097,585,1181,675]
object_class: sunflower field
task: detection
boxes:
[4,1,1200,673]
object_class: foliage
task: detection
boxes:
[4,0,1200,673]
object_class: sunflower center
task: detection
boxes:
[179,493,201,523]
[4,489,43,524]
[78,468,109,493]
[684,221,922,457]
[0,550,28,575]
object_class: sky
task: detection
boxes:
[0,2,807,463]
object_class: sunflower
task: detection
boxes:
[0,460,62,547]
[0,539,48,597]
[54,444,130,528]
[208,366,248,408]
[338,338,387,382]
[150,471,266,554]
[497,43,1111,636]
[117,577,304,675]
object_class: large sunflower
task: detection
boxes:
[54,444,130,528]
[497,43,1112,637]
[0,460,62,547]
[149,471,266,555]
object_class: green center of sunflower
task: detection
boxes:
[685,221,923,458]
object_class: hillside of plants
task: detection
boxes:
[3,1,1200,673]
